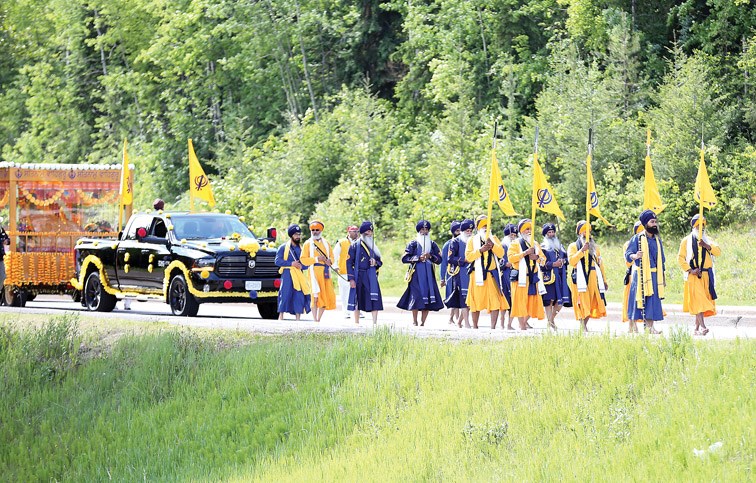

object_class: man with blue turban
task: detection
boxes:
[398,220,444,325]
[625,209,666,334]
[446,218,473,328]
[439,220,462,325]
[677,214,720,336]
[541,222,571,330]
[622,221,643,333]
[347,221,383,325]
[274,224,312,320]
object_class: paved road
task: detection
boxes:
[2,295,754,340]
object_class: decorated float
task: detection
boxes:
[0,163,132,305]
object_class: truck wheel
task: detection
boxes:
[168,274,199,317]
[257,301,279,320]
[83,272,117,312]
[3,286,27,307]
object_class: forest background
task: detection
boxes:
[1,0,755,239]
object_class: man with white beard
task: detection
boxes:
[439,221,462,325]
[498,223,517,330]
[567,221,608,333]
[677,214,720,336]
[446,218,474,328]
[301,220,336,322]
[347,221,383,325]
[540,222,571,330]
[397,220,444,325]
[333,225,360,318]
[464,215,509,329]
[508,219,546,330]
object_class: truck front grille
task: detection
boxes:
[253,255,279,277]
[216,255,248,277]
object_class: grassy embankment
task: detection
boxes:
[378,226,755,305]
[1,315,753,480]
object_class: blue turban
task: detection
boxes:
[450,220,461,235]
[542,222,556,237]
[503,223,516,236]
[576,220,589,235]
[287,224,302,237]
[416,220,431,232]
[639,209,657,226]
[460,219,474,231]
[359,221,373,234]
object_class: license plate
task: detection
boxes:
[245,281,262,291]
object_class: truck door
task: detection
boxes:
[141,217,172,290]
[116,214,154,289]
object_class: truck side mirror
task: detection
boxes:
[266,227,277,241]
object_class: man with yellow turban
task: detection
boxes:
[464,215,509,329]
[275,224,312,320]
[301,220,336,322]
[626,209,666,334]
[622,221,643,333]
[567,221,608,332]
[508,219,546,330]
[677,214,720,336]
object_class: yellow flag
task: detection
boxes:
[188,138,216,209]
[532,155,565,221]
[694,148,717,209]
[643,155,665,214]
[120,139,133,206]
[489,150,517,216]
[586,154,611,225]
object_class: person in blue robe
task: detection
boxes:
[274,224,311,320]
[446,218,473,328]
[397,220,444,325]
[626,209,666,334]
[540,222,571,330]
[439,220,461,324]
[347,221,383,325]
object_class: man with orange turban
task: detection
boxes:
[301,220,336,322]
[567,221,608,332]
[677,214,720,336]
[464,215,509,329]
[508,219,546,330]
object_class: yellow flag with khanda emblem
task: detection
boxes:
[188,138,216,210]
[120,139,133,206]
[694,148,717,209]
[532,154,565,221]
[586,153,612,226]
[643,130,665,214]
[489,149,517,217]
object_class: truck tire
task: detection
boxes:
[168,274,199,317]
[83,272,117,312]
[3,286,27,307]
[257,301,279,320]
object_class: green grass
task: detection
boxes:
[1,316,754,481]
[379,226,756,305]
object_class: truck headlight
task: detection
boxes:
[192,258,216,271]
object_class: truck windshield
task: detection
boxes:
[171,215,256,240]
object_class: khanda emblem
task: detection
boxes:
[537,188,553,208]
[695,190,716,207]
[590,191,599,208]
[498,185,507,202]
[194,174,209,191]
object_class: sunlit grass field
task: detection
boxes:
[1,315,753,481]
[379,226,755,305]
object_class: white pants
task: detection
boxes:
[338,275,351,316]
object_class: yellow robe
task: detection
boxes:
[301,238,337,310]
[507,238,545,319]
[677,235,720,317]
[567,242,607,320]
[465,235,509,312]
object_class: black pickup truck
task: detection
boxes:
[71,212,280,318]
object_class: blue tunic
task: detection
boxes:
[439,239,454,301]
[397,239,444,311]
[498,245,512,307]
[541,245,571,306]
[346,240,383,311]
[625,233,666,321]
[274,243,311,315]
[445,237,471,308]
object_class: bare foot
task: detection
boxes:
[694,330,702,336]
[702,328,709,335]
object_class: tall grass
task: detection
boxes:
[380,226,756,305]
[1,318,753,481]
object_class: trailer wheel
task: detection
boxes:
[83,272,117,312]
[3,286,27,307]
[168,274,199,317]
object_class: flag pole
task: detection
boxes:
[189,139,195,213]
[531,126,539,233]
[698,138,705,268]
[486,122,498,241]
[118,139,126,232]
[586,128,592,243]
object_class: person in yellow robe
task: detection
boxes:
[301,220,337,322]
[464,215,509,329]
[567,221,608,332]
[333,225,360,318]
[622,221,643,332]
[508,219,546,330]
[677,214,720,336]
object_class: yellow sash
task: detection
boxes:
[279,241,311,295]
[636,233,664,307]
